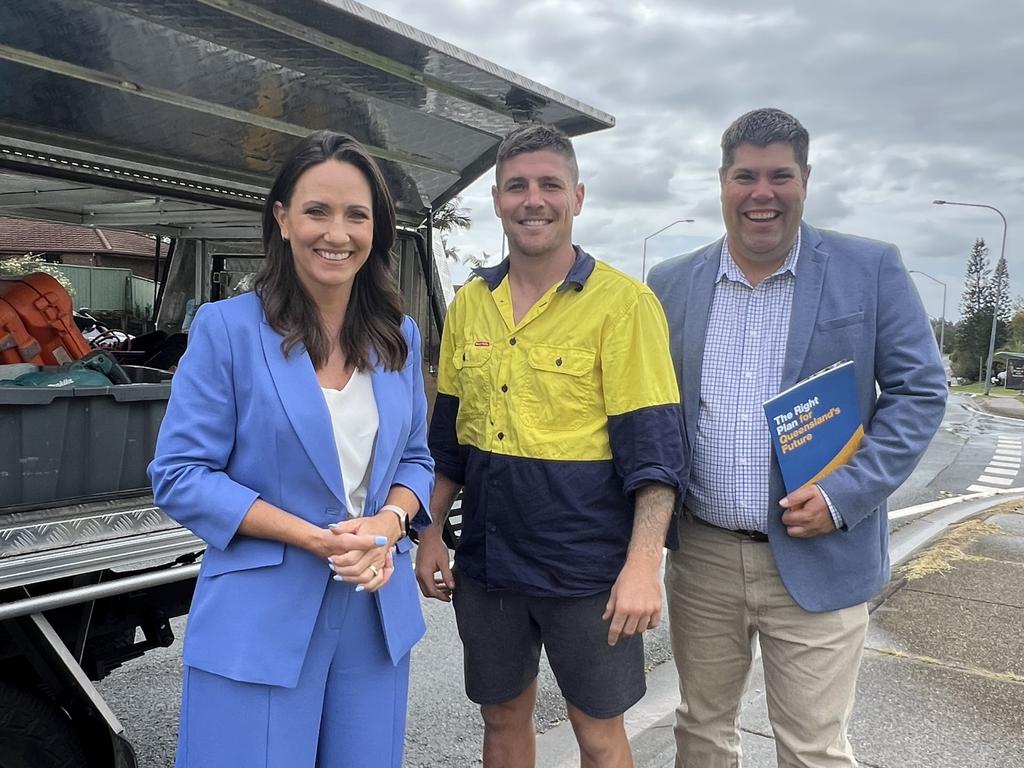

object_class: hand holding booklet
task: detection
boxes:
[762,360,863,493]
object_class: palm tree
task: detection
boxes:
[433,197,471,235]
[433,198,471,261]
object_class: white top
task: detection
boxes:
[321,369,379,517]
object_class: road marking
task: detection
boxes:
[889,486,1024,519]
[956,434,1024,496]
[977,475,1014,486]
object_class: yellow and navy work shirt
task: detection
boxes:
[428,247,685,597]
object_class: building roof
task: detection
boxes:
[0,217,169,258]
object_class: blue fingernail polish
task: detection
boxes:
[333,575,342,582]
[355,585,365,592]
[327,523,339,529]
[374,535,388,546]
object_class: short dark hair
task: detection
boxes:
[255,130,408,372]
[720,108,809,171]
[495,124,579,182]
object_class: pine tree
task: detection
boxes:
[953,238,995,380]
[993,254,1011,324]
[959,238,990,318]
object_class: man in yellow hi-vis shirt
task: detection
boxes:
[415,124,685,768]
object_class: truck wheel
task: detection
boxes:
[0,683,90,768]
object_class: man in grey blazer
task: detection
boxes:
[647,108,947,768]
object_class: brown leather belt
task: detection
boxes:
[688,512,769,542]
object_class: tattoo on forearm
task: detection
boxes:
[629,484,676,556]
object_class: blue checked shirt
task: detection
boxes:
[687,232,842,532]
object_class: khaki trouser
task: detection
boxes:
[665,515,869,768]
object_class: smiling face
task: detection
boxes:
[272,159,373,301]
[720,141,809,277]
[492,149,584,262]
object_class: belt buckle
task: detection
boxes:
[736,528,769,542]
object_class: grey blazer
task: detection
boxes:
[648,223,947,612]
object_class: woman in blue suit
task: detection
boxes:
[149,131,434,767]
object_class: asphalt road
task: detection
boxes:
[95,584,675,767]
[95,393,1024,766]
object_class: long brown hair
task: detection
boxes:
[254,131,408,371]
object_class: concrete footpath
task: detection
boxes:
[969,391,1024,420]
[536,497,1024,768]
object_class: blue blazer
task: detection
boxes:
[149,292,434,687]
[648,223,947,612]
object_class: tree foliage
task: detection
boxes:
[433,198,471,262]
[952,238,1010,380]
[432,197,494,267]
[993,254,1012,323]
[1004,296,1024,352]
[0,255,75,297]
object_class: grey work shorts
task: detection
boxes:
[451,570,646,719]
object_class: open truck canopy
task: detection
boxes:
[0,6,612,766]
[0,0,615,569]
[0,0,614,241]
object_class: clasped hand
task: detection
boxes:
[320,514,398,593]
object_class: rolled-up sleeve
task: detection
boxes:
[602,291,686,495]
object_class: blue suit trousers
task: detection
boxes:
[176,580,410,767]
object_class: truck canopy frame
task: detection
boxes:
[0,0,614,240]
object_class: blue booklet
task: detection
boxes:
[762,360,863,493]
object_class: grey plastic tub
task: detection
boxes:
[0,383,171,511]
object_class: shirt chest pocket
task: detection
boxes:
[519,345,597,432]
[453,343,493,417]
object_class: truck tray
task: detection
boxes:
[0,496,202,591]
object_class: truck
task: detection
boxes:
[0,1,613,765]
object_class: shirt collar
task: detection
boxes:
[471,245,596,292]
[717,229,802,285]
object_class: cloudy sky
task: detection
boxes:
[371,0,1022,321]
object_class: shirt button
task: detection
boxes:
[489,524,497,533]
[501,384,508,393]
[740,414,749,421]
[744,372,753,380]
[497,432,504,440]
[509,337,517,346]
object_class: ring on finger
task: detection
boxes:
[368,564,379,577]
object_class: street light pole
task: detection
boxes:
[908,269,947,358]
[934,200,1009,396]
[641,219,694,281]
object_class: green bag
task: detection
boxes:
[9,350,128,388]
